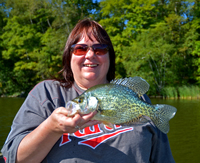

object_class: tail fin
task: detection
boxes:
[152,104,177,134]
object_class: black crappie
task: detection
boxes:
[66,76,177,134]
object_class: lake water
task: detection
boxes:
[151,98,200,163]
[0,97,200,162]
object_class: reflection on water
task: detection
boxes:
[0,98,200,162]
[151,98,200,163]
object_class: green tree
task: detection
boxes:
[0,0,100,96]
[99,0,161,78]
[123,21,174,94]
[1,15,42,95]
[0,1,9,95]
[191,1,200,83]
[99,0,199,95]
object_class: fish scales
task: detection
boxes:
[66,77,177,134]
[90,84,152,124]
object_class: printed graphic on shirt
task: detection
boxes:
[3,157,7,162]
[60,124,134,149]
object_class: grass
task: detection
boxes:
[178,85,200,99]
[162,85,200,99]
[163,86,178,99]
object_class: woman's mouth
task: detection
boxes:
[83,64,98,67]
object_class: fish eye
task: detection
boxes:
[78,99,82,103]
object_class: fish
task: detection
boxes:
[65,76,177,134]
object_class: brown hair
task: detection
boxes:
[57,18,115,88]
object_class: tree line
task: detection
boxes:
[0,0,200,97]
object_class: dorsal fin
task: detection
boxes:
[111,76,149,97]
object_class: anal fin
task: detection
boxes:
[102,121,114,129]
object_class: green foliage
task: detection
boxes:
[123,21,175,90]
[99,0,161,78]
[191,18,200,83]
[178,85,200,99]
[0,0,200,97]
[100,0,200,95]
[0,0,100,96]
[160,85,200,99]
[163,87,178,99]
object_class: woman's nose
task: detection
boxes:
[85,48,95,58]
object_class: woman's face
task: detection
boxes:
[70,34,110,90]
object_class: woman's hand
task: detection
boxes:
[45,107,100,134]
[16,107,100,163]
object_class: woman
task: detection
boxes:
[1,19,175,163]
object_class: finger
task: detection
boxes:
[73,112,96,127]
[55,107,69,116]
[72,111,100,130]
[80,120,101,129]
[72,113,82,125]
[81,111,97,121]
[72,111,97,125]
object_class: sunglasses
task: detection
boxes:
[71,44,109,56]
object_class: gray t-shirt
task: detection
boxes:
[1,80,175,163]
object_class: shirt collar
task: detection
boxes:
[72,82,85,95]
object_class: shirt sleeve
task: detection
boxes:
[141,94,152,104]
[150,129,175,163]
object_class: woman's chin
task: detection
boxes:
[83,74,106,84]
[83,75,98,81]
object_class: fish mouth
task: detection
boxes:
[83,64,98,68]
[65,101,80,116]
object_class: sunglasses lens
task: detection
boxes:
[72,44,88,55]
[71,44,108,55]
[93,44,108,55]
